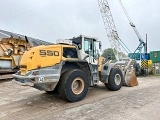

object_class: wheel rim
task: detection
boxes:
[114,74,121,85]
[71,77,84,95]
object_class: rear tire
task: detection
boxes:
[105,68,123,91]
[58,69,89,102]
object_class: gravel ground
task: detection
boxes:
[0,75,160,120]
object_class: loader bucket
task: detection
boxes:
[124,70,138,87]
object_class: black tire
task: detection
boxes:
[58,69,89,102]
[133,63,141,76]
[105,68,123,91]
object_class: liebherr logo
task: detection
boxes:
[39,50,59,57]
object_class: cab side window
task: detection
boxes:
[63,48,78,58]
[84,38,92,56]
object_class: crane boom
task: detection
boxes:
[118,0,147,59]
[97,0,121,60]
[97,0,131,60]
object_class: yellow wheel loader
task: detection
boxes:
[13,35,138,102]
[0,29,51,80]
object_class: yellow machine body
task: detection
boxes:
[0,38,28,67]
[0,38,30,79]
[20,44,78,75]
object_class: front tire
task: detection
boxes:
[58,69,89,102]
[105,68,123,91]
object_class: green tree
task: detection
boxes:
[101,48,116,60]
[102,48,127,61]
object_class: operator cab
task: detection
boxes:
[70,35,101,65]
[70,35,102,85]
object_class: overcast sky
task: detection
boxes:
[0,0,159,53]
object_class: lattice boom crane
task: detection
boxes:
[97,0,131,60]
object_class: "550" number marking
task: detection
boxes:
[39,50,59,56]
